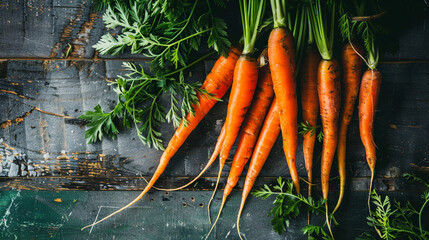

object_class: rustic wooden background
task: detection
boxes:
[1,0,429,239]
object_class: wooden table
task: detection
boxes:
[1,1,429,239]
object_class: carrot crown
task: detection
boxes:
[239,0,266,54]
[309,0,336,60]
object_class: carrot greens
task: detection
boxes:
[80,52,215,150]
[93,0,230,73]
[309,0,336,60]
[82,0,231,149]
[253,177,336,239]
[359,174,429,240]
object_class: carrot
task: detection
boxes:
[309,1,338,237]
[268,0,300,194]
[223,52,273,200]
[333,43,363,214]
[218,0,266,171]
[237,98,281,240]
[204,1,266,238]
[81,46,241,230]
[317,59,341,240]
[300,45,321,197]
[205,55,258,224]
[268,27,300,194]
[359,68,382,209]
[318,59,341,201]
[206,52,274,235]
[219,56,259,169]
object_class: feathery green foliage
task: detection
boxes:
[80,52,216,150]
[84,0,231,149]
[253,177,335,238]
[93,0,230,75]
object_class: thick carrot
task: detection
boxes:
[300,45,321,197]
[206,57,274,235]
[81,46,241,230]
[359,68,382,208]
[333,43,363,213]
[318,59,341,201]
[268,27,300,194]
[237,98,281,240]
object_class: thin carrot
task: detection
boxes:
[218,55,259,167]
[318,59,341,201]
[205,1,266,238]
[218,0,266,170]
[318,59,341,240]
[224,63,273,198]
[206,51,274,234]
[359,68,382,209]
[300,45,321,197]
[206,54,260,225]
[309,1,338,237]
[237,98,281,240]
[268,0,300,194]
[81,46,241,230]
[333,42,363,214]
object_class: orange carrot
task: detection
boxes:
[81,46,241,230]
[359,68,382,207]
[207,55,259,224]
[219,55,259,168]
[318,59,341,201]
[204,1,266,229]
[224,59,273,199]
[237,97,281,239]
[300,45,321,197]
[309,1,338,238]
[268,27,300,194]
[158,52,269,194]
[206,53,274,233]
[333,43,363,213]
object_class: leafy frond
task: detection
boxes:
[252,177,330,237]
[93,0,231,73]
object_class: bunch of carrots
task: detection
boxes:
[83,0,387,238]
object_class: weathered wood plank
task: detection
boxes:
[0,175,427,192]
[0,1,429,60]
[0,190,427,239]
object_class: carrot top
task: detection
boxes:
[288,3,308,76]
[270,0,288,28]
[338,0,391,69]
[239,0,266,54]
[309,0,336,60]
